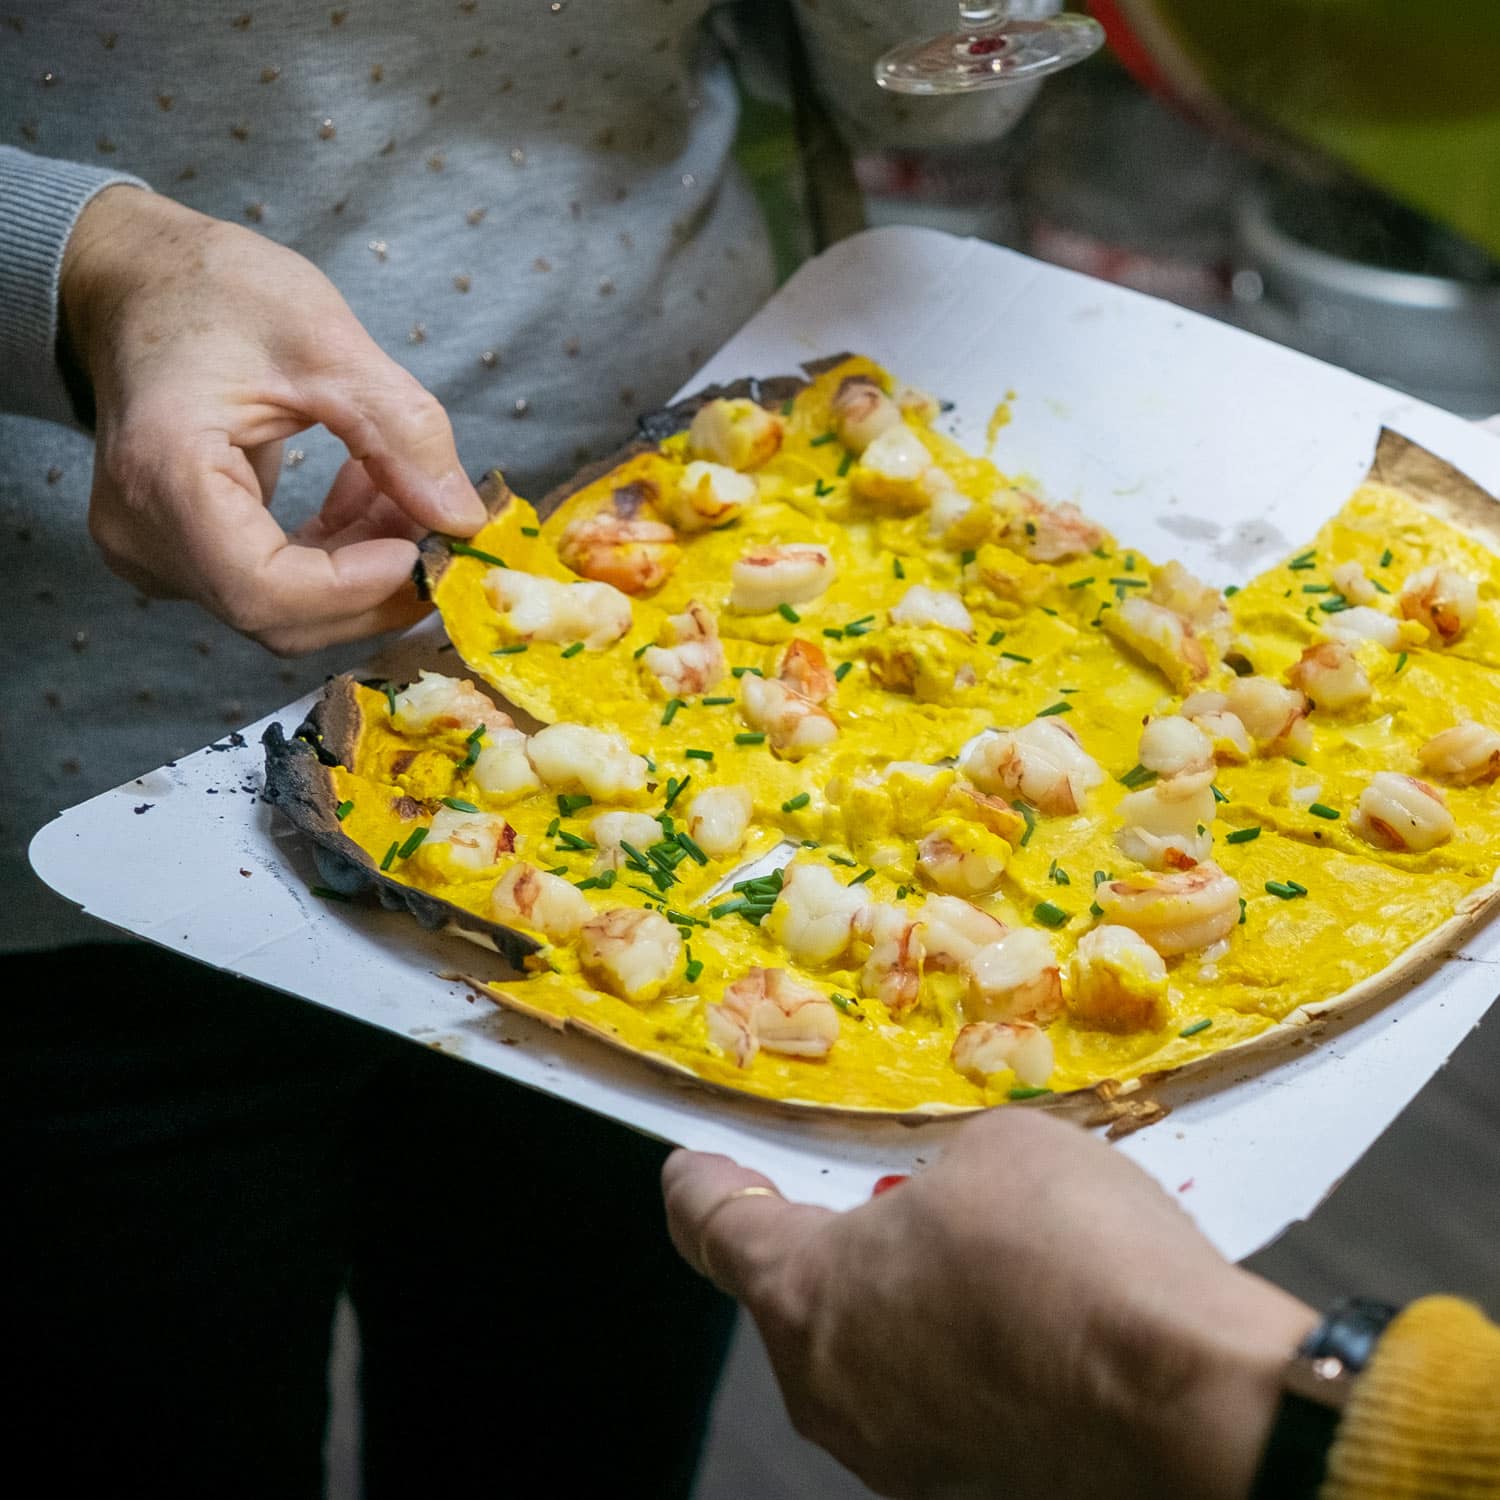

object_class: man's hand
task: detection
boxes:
[60,186,488,655]
[665,1110,1316,1500]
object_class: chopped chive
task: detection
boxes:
[382,683,398,716]
[731,665,764,678]
[633,642,651,659]
[1033,900,1068,928]
[895,885,908,900]
[702,696,734,706]
[397,826,429,859]
[1290,757,1307,766]
[644,755,656,773]
[1289,549,1317,569]
[1180,1018,1213,1038]
[828,853,857,867]
[616,839,653,872]
[560,641,585,658]
[546,816,560,837]
[557,831,594,851]
[1067,576,1095,590]
[782,792,811,812]
[823,627,845,641]
[813,479,834,498]
[1211,785,1229,804]
[669,910,707,928]
[663,775,690,810]
[1379,548,1393,568]
[1239,897,1247,924]
[379,840,400,872]
[310,885,352,902]
[1089,902,1103,917]
[335,799,355,821]
[661,698,684,726]
[800,839,821,849]
[1093,870,1108,888]
[843,621,873,638]
[1119,764,1158,790]
[1109,576,1148,589]
[1286,879,1308,895]
[1000,650,1032,664]
[777,603,801,623]
[684,958,704,983]
[557,793,592,817]
[1025,521,1037,538]
[837,451,853,477]
[960,548,976,568]
[1302,583,1332,594]
[710,897,748,918]
[1395,651,1408,673]
[830,992,860,1015]
[1040,606,1059,617]
[1308,803,1339,820]
[675,832,709,866]
[1011,800,1036,846]
[1305,607,1318,625]
[892,557,905,579]
[1225,826,1260,844]
[439,797,480,813]
[1319,596,1350,614]
[780,397,794,416]
[574,876,603,891]
[1123,553,1136,572]
[734,732,765,746]
[1093,546,1112,560]
[1008,1086,1053,1101]
[685,748,714,761]
[846,614,875,628]
[987,630,1005,646]
[834,660,853,682]
[849,868,875,886]
[1048,860,1070,886]
[1036,701,1071,717]
[1223,584,1240,597]
[449,541,507,567]
[459,725,487,770]
[809,431,837,447]
[596,869,617,889]
[520,525,540,537]
[1264,879,1304,899]
[1371,578,1390,595]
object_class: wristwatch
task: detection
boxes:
[1248,1297,1401,1500]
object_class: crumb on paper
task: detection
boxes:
[1086,1097,1171,1139]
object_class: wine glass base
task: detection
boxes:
[875,16,1105,95]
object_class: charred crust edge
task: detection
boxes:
[261,721,541,967]
[415,469,518,598]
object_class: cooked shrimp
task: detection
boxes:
[889,584,975,637]
[950,1021,1055,1089]
[576,907,682,1003]
[830,374,902,454]
[418,806,515,876]
[1325,605,1405,650]
[740,674,838,758]
[1420,721,1500,786]
[706,968,840,1068]
[470,728,543,799]
[959,718,1106,816]
[1114,770,1217,871]
[1068,925,1170,1033]
[852,903,924,1017]
[1287,640,1371,711]
[893,382,941,423]
[1225,676,1311,756]
[851,424,940,511]
[1138,716,1213,779]
[491,862,592,940]
[662,460,755,532]
[964,928,1064,1026]
[589,810,665,872]
[944,782,1030,846]
[927,483,978,543]
[729,542,835,613]
[1400,565,1478,644]
[777,638,836,702]
[685,785,754,857]
[557,513,679,595]
[1149,560,1232,655]
[484,568,633,649]
[687,397,784,471]
[1350,771,1455,852]
[1004,494,1105,563]
[765,862,871,966]
[915,818,1011,897]
[1103,596,1209,688]
[642,600,726,697]
[1330,561,1378,607]
[1093,862,1241,957]
[526,722,650,801]
[1189,709,1252,764]
[916,895,1008,970]
[391,670,514,736]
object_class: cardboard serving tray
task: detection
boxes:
[31,227,1500,1261]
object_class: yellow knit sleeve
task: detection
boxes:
[1320,1296,1500,1500]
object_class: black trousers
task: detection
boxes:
[6,943,734,1499]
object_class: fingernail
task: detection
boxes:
[435,470,487,532]
[870,1174,909,1198]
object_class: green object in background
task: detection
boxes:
[1127,0,1500,260]
[733,92,810,286]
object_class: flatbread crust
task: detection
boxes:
[269,416,1500,1120]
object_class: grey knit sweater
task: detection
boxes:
[0,1,1016,950]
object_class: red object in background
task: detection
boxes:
[871,1174,910,1197]
[1087,0,1175,100]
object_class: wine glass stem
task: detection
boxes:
[959,2,1011,26]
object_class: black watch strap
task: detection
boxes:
[1248,1297,1400,1500]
